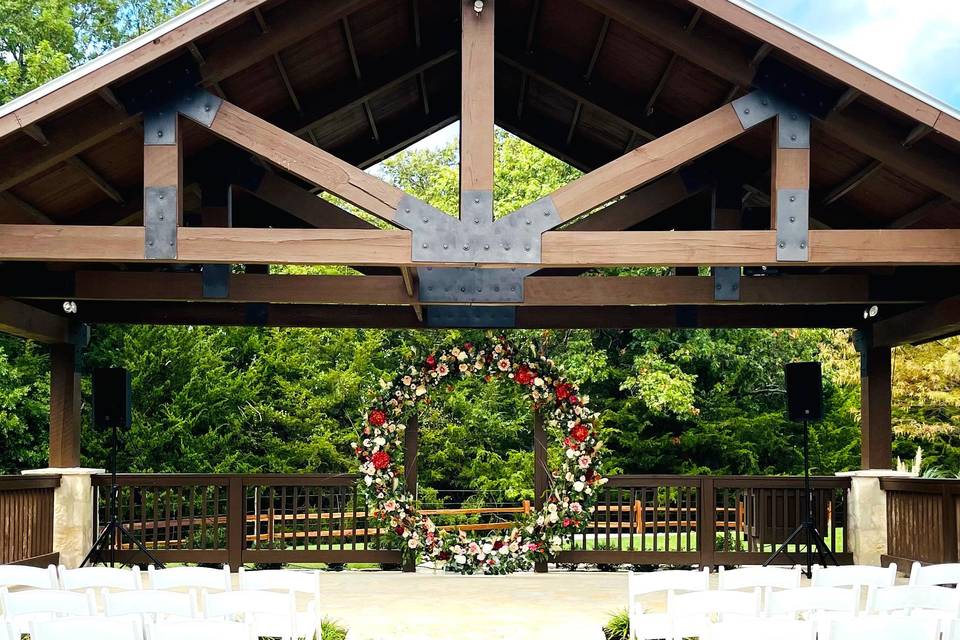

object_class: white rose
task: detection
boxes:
[374,436,386,446]
[548,512,559,523]
[482,543,493,554]
[565,448,576,459]
[364,476,373,486]
[534,377,544,386]
[499,545,510,555]
[573,481,585,492]
[455,554,466,564]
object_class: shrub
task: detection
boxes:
[603,608,629,640]
[322,618,348,640]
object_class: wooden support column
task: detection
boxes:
[143,110,183,259]
[857,332,893,469]
[49,344,81,468]
[403,414,419,572]
[460,0,495,217]
[533,409,548,573]
[770,113,810,261]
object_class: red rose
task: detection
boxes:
[464,343,473,351]
[570,423,589,442]
[568,394,579,405]
[368,409,387,427]
[493,540,504,550]
[371,451,391,470]
[426,354,436,368]
[555,383,572,400]
[394,525,405,536]
[563,517,572,527]
[514,366,535,385]
[438,550,450,561]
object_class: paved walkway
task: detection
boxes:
[317,570,626,640]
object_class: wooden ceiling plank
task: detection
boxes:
[820,159,882,207]
[68,156,125,204]
[4,225,958,267]
[460,0,496,195]
[887,195,951,229]
[563,173,706,231]
[0,191,53,224]
[548,103,745,221]
[199,0,376,85]
[0,297,70,343]
[249,172,376,230]
[873,294,960,347]
[207,99,405,221]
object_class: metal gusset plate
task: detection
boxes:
[144,186,177,259]
[713,267,742,301]
[776,189,810,262]
[425,306,516,328]
[417,267,534,303]
[202,264,231,298]
[732,90,810,149]
[143,88,222,145]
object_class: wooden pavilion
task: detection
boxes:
[0,0,957,477]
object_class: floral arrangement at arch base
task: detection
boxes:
[353,336,606,575]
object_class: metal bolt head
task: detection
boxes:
[422,216,429,223]
[157,130,163,138]
[422,242,428,249]
[460,287,466,292]
[510,286,516,292]
[494,286,500,292]
[790,113,798,121]
[789,216,796,223]
[474,198,480,204]
[744,108,750,115]
[761,98,769,106]
[428,286,434,291]
[800,242,806,249]
[159,215,164,221]
[732,283,738,291]
[790,134,797,141]
[158,193,165,200]
[504,243,511,250]
[169,241,174,247]
[204,105,210,112]
[789,195,796,202]
[405,208,411,213]
[484,244,490,250]
[474,218,480,224]
[524,245,531,252]
[779,241,786,248]
[148,239,154,246]
[442,243,448,250]
[544,210,551,216]
[525,218,532,225]
[463,244,469,251]
[716,283,722,290]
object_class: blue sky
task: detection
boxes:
[407,0,959,153]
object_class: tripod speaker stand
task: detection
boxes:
[763,362,838,577]
[81,368,163,568]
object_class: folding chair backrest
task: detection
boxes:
[668,589,760,619]
[867,584,960,615]
[148,565,231,592]
[828,616,939,640]
[58,565,142,591]
[718,566,802,591]
[147,619,253,640]
[29,617,140,640]
[765,586,859,617]
[237,567,319,595]
[910,562,960,587]
[203,589,294,619]
[0,588,93,617]
[104,588,196,619]
[2,622,15,640]
[811,564,897,588]
[0,564,58,590]
[707,618,814,640]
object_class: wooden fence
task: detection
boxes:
[93,473,851,569]
[881,477,960,571]
[0,475,59,566]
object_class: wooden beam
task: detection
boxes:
[399,267,423,321]
[563,173,706,231]
[0,191,53,224]
[902,123,933,149]
[273,53,302,113]
[1,225,958,268]
[198,0,376,85]
[831,87,861,114]
[859,341,892,469]
[583,16,610,82]
[548,103,745,221]
[13,272,929,307]
[873,295,960,347]
[143,113,183,253]
[460,0,495,196]
[49,343,81,468]
[0,297,70,343]
[887,195,951,229]
[770,120,810,228]
[645,54,678,117]
[68,156,125,204]
[207,99,406,221]
[22,124,49,146]
[821,160,882,206]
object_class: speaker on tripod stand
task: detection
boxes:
[81,368,163,568]
[764,361,838,576]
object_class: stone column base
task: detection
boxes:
[836,469,915,567]
[22,467,105,569]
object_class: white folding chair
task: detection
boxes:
[911,562,960,588]
[812,563,897,613]
[627,568,710,640]
[147,619,253,640]
[668,589,760,639]
[717,565,802,606]
[0,588,95,636]
[147,564,232,592]
[706,618,814,640]
[58,565,143,591]
[867,585,960,637]
[29,617,140,640]
[104,588,197,638]
[238,567,321,639]
[765,586,859,636]
[0,563,59,590]
[204,589,299,640]
[828,616,940,640]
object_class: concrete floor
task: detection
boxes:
[318,570,624,640]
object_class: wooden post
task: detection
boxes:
[227,475,244,571]
[143,107,182,260]
[699,476,716,569]
[942,485,958,563]
[48,344,80,468]
[460,0,495,206]
[533,409,548,573]
[859,340,893,469]
[403,415,419,573]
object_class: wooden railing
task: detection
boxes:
[93,473,851,569]
[0,475,59,566]
[881,477,960,570]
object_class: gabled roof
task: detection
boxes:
[0,0,956,232]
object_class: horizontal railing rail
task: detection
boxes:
[0,475,60,566]
[92,473,851,569]
[880,477,960,570]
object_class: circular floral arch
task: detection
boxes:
[353,336,606,574]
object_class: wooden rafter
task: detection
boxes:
[0,191,53,224]
[460,0,495,197]
[563,173,706,231]
[0,297,69,343]
[2,225,959,267]
[873,294,960,347]
[8,271,937,307]
[821,160,882,206]
[547,104,745,221]
[68,156,125,204]
[244,172,375,230]
[887,195,951,229]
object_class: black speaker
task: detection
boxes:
[93,368,131,429]
[785,361,823,422]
